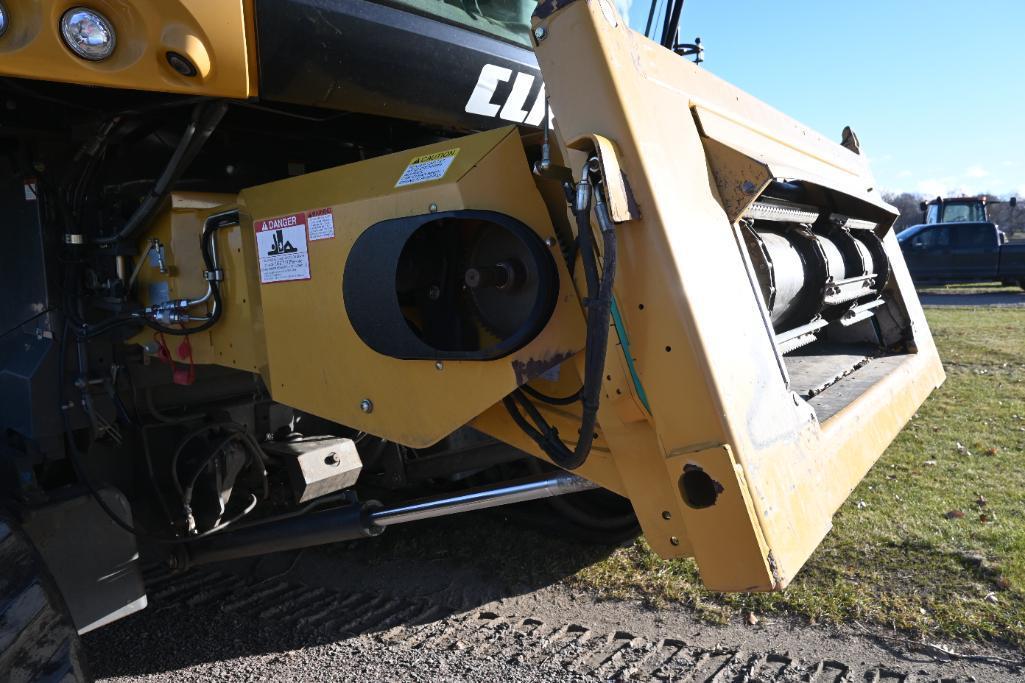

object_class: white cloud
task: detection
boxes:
[965,165,990,179]
[915,177,962,197]
[614,0,632,22]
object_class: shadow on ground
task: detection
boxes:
[83,507,622,678]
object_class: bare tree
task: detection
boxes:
[882,192,926,232]
[882,192,1024,239]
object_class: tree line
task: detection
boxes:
[883,192,1024,238]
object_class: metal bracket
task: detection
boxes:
[567,134,641,223]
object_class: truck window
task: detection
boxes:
[950,224,991,248]
[915,226,951,248]
[926,204,940,223]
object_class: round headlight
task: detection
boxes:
[0,3,9,39]
[60,7,116,61]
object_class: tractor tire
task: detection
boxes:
[0,515,89,683]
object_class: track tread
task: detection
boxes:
[141,570,1006,682]
[0,518,87,683]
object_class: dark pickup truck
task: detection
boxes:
[898,221,1025,287]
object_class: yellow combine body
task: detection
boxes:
[0,1,942,665]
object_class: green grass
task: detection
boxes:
[917,282,1023,295]
[354,307,1025,648]
[573,307,1025,647]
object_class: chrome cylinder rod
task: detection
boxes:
[368,471,598,528]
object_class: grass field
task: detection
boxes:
[575,306,1025,648]
[917,282,1024,296]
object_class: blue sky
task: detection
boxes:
[619,0,1025,198]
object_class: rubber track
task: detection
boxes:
[0,519,88,683]
[146,568,986,682]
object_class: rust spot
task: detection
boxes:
[512,350,574,386]
[767,551,786,590]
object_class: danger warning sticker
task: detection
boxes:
[395,148,459,187]
[254,212,311,284]
[307,207,335,241]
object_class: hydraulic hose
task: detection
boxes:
[504,167,618,470]
[521,385,583,406]
[94,101,228,245]
[143,208,239,336]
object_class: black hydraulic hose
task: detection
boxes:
[63,208,238,340]
[521,385,583,406]
[94,101,228,245]
[62,266,138,339]
[144,208,239,336]
[56,321,239,544]
[503,181,618,470]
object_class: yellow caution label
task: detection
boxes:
[396,148,460,187]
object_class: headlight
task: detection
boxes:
[60,7,116,61]
[0,3,9,39]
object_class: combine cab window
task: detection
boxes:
[940,202,986,223]
[387,0,534,47]
[926,204,941,223]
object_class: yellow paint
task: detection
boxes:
[514,0,945,589]
[130,193,265,374]
[126,0,945,593]
[0,0,255,97]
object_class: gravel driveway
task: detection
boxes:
[83,517,1024,682]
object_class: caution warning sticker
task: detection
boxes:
[395,148,460,187]
[254,212,311,284]
[307,207,335,241]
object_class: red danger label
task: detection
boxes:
[255,212,304,233]
[254,212,311,283]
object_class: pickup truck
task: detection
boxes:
[898,221,1025,287]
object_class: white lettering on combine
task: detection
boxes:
[465,64,554,128]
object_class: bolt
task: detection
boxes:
[428,284,441,300]
[429,203,439,213]
[662,510,672,520]
[670,536,680,546]
[325,452,340,466]
[435,361,444,370]
[534,26,547,41]
[742,180,757,195]
[545,236,556,247]
[360,399,374,414]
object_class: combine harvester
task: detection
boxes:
[0,0,943,678]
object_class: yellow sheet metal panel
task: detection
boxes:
[530,0,944,589]
[129,193,265,374]
[237,126,586,448]
[0,0,254,97]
